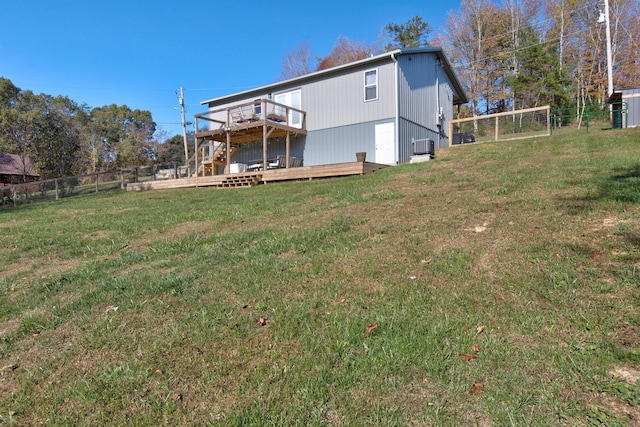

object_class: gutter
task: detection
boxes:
[391,52,399,165]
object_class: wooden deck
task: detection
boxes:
[191,99,307,176]
[126,161,388,191]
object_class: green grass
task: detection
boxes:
[1,127,639,425]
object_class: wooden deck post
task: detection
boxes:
[225,130,231,175]
[286,131,291,168]
[194,139,198,179]
[262,122,267,171]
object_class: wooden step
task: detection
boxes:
[216,174,262,188]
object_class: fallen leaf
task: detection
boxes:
[591,252,600,259]
[337,360,344,368]
[258,318,267,326]
[476,326,485,334]
[472,344,480,353]
[155,369,162,375]
[470,383,484,394]
[461,353,478,361]
[339,298,346,303]
[105,305,119,313]
[365,323,378,337]
[171,393,182,401]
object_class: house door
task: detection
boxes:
[274,90,302,128]
[375,122,395,165]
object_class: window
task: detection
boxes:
[254,99,262,115]
[364,69,378,101]
[275,89,302,128]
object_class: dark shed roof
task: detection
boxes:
[0,154,39,177]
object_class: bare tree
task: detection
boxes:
[279,42,313,81]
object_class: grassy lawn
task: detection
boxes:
[1,127,639,426]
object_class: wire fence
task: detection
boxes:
[448,105,551,146]
[550,102,628,133]
[1,162,183,208]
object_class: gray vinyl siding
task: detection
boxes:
[230,135,306,164]
[297,62,396,131]
[395,54,453,158]
[397,54,439,129]
[204,60,397,132]
[623,88,640,127]
[303,119,393,166]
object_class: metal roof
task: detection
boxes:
[0,153,39,177]
[200,47,468,106]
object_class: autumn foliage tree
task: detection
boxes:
[315,36,377,71]
[437,0,638,115]
[0,77,161,178]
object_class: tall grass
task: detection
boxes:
[0,127,639,426]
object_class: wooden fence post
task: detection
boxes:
[95,173,99,193]
[12,186,17,207]
[55,179,59,201]
[120,170,125,189]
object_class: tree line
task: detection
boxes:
[282,0,639,116]
[0,78,187,180]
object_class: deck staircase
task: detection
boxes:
[190,139,241,177]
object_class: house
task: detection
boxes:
[0,153,39,187]
[195,47,467,174]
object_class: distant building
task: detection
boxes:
[608,88,640,128]
[0,153,40,186]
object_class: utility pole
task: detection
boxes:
[599,0,614,98]
[177,87,190,177]
[604,0,613,98]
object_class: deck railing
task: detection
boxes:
[194,99,306,135]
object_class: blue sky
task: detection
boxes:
[1,0,460,139]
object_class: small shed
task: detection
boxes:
[0,153,40,186]
[608,88,640,128]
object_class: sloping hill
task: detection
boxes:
[1,127,639,425]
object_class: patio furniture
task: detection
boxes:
[267,105,287,123]
[231,105,259,124]
[268,155,287,169]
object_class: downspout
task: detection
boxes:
[392,52,399,165]
[435,58,442,147]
